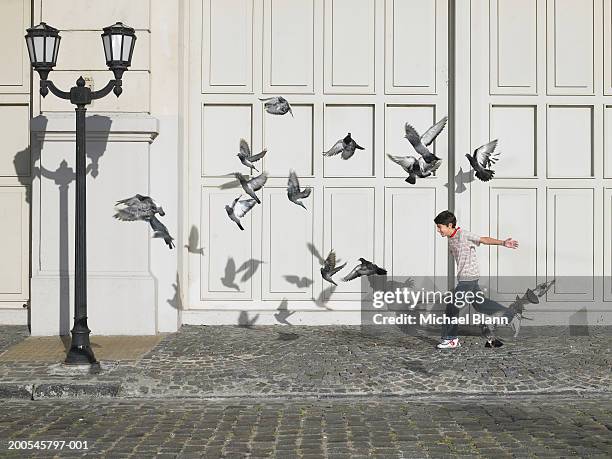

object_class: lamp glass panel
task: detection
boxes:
[53,37,60,63]
[111,35,122,61]
[121,35,132,62]
[45,37,55,64]
[26,38,35,63]
[103,35,111,61]
[33,36,45,63]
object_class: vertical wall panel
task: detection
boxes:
[384,187,437,277]
[262,188,314,300]
[202,104,253,176]
[546,188,594,300]
[324,0,375,93]
[0,0,26,88]
[547,0,594,94]
[202,0,253,93]
[489,105,536,177]
[0,104,30,176]
[385,0,437,94]
[201,189,255,300]
[0,189,27,298]
[324,187,375,299]
[262,104,313,177]
[604,188,612,301]
[604,105,612,178]
[547,106,593,178]
[489,188,538,297]
[490,0,537,94]
[263,0,314,93]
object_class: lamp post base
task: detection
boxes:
[64,345,98,365]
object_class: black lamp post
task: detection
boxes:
[25,22,136,365]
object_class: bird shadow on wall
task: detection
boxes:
[167,273,183,310]
[221,257,264,291]
[15,114,113,335]
[184,225,204,255]
[443,167,475,194]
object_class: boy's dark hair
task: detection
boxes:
[434,210,456,228]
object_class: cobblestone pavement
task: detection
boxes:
[0,397,610,458]
[1,325,610,399]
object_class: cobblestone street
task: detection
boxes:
[0,325,611,457]
[1,397,611,458]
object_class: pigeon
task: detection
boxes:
[481,324,504,347]
[225,195,257,230]
[113,194,165,221]
[386,154,441,184]
[234,172,268,204]
[320,249,347,286]
[444,167,475,193]
[323,132,364,160]
[259,96,293,117]
[532,279,555,297]
[237,139,267,172]
[466,140,500,182]
[343,258,387,282]
[404,116,448,164]
[287,170,312,209]
[274,299,295,325]
[148,215,175,249]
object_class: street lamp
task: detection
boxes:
[25,22,136,366]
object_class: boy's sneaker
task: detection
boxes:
[437,338,461,349]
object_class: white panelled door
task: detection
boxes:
[187,0,449,323]
[464,0,610,324]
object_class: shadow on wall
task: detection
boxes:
[15,114,113,335]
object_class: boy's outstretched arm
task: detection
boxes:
[479,236,519,248]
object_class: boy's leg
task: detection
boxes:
[441,281,474,340]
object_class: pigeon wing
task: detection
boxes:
[116,194,144,206]
[323,140,344,157]
[342,265,362,282]
[296,187,312,199]
[420,116,448,146]
[239,138,250,159]
[387,154,416,170]
[473,140,499,167]
[113,207,140,221]
[248,148,267,162]
[247,172,268,191]
[404,124,423,149]
[234,199,257,218]
[287,170,300,195]
[324,250,337,271]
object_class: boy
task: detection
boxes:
[434,210,518,349]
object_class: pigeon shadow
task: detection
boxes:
[283,275,313,289]
[444,166,475,194]
[237,259,264,283]
[221,257,241,291]
[274,298,296,325]
[24,115,112,335]
[315,285,336,309]
[184,225,205,255]
[307,243,326,266]
[276,332,299,341]
[167,273,183,310]
[237,311,259,328]
[219,179,242,190]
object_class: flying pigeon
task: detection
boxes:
[466,140,500,182]
[532,279,555,297]
[404,116,448,164]
[323,133,364,160]
[259,96,293,117]
[225,195,257,230]
[237,139,267,172]
[148,215,175,249]
[113,194,165,221]
[287,170,312,209]
[274,299,295,325]
[386,154,441,184]
[234,172,268,204]
[481,324,504,348]
[320,249,347,286]
[343,258,387,282]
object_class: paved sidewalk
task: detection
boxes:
[0,325,610,399]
